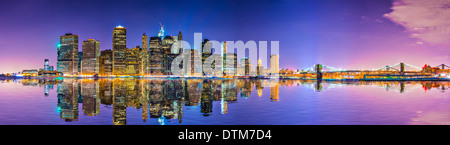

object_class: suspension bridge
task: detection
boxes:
[284,62,450,81]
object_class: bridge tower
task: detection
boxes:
[400,62,405,74]
[315,64,322,81]
[437,64,449,69]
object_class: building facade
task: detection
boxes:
[82,39,100,75]
[270,54,279,76]
[100,49,113,75]
[113,26,127,75]
[57,33,79,75]
[149,37,163,75]
[126,47,140,75]
[141,33,148,75]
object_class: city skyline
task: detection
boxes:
[0,0,449,74]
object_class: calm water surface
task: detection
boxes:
[0,78,449,125]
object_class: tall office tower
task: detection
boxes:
[57,33,79,75]
[172,36,178,53]
[100,49,113,75]
[178,30,183,54]
[158,24,165,40]
[185,49,202,76]
[148,37,163,75]
[112,25,127,75]
[237,57,247,76]
[244,57,250,76]
[223,53,237,76]
[162,36,174,75]
[81,39,100,75]
[126,47,139,75]
[257,59,264,76]
[44,59,49,71]
[78,52,83,73]
[201,39,211,64]
[141,33,148,75]
[222,41,227,54]
[270,54,279,76]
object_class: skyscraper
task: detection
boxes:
[126,47,140,75]
[112,25,127,75]
[141,33,148,75]
[82,39,100,75]
[162,36,174,75]
[78,52,82,73]
[223,53,237,76]
[149,37,163,75]
[100,49,113,75]
[44,59,49,71]
[270,54,279,76]
[158,24,165,40]
[57,33,79,75]
[257,59,264,76]
[177,30,183,54]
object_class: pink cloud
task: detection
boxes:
[384,0,450,45]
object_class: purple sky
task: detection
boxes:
[0,0,449,73]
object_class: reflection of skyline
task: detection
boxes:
[4,78,450,125]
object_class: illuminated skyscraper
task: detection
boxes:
[44,59,49,71]
[81,39,100,75]
[201,39,211,64]
[257,59,264,76]
[113,25,127,75]
[57,33,79,75]
[270,54,279,76]
[223,53,237,76]
[162,36,174,75]
[100,49,113,75]
[149,37,163,75]
[78,52,82,73]
[158,23,165,40]
[126,47,140,75]
[141,33,148,75]
[177,30,183,54]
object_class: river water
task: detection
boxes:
[0,78,448,125]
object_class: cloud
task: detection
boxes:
[384,0,450,45]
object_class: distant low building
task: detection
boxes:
[22,70,38,76]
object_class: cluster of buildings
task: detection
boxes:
[18,78,280,124]
[20,59,59,77]
[55,25,280,77]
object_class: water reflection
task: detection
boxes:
[1,78,449,125]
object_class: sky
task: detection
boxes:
[0,0,449,73]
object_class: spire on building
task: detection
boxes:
[158,23,165,40]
